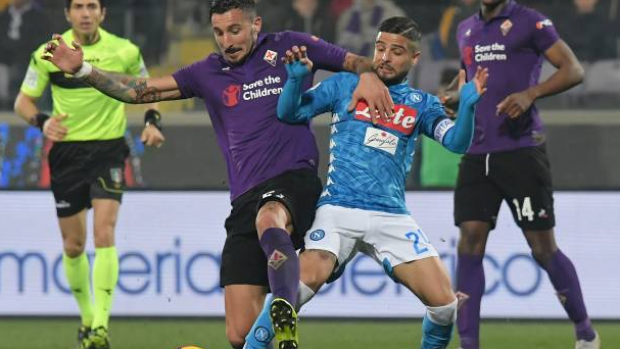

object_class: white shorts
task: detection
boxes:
[305,204,439,276]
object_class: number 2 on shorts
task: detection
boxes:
[406,229,430,255]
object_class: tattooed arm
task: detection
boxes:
[42,34,185,104]
[85,69,183,104]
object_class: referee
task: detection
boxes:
[13,1,163,348]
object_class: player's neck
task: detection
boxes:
[480,0,509,21]
[72,30,101,46]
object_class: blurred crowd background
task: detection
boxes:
[0,0,619,190]
[1,0,619,109]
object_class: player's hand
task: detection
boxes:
[284,45,313,79]
[141,124,165,148]
[438,93,458,117]
[42,114,68,141]
[496,89,536,119]
[349,72,394,125]
[42,34,84,74]
[466,66,489,97]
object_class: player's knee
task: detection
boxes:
[426,298,458,326]
[300,250,335,290]
[63,240,85,257]
[255,202,288,235]
[531,249,554,266]
[458,224,488,255]
[225,326,246,349]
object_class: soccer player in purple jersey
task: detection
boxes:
[41,1,395,348]
[445,1,600,349]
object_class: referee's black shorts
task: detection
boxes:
[220,168,322,287]
[454,144,555,231]
[48,137,129,218]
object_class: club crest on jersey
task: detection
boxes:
[263,49,278,67]
[222,84,241,107]
[500,19,513,36]
[409,93,423,104]
[354,101,417,135]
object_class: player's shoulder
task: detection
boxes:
[324,72,358,90]
[101,29,140,52]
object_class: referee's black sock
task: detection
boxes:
[259,228,299,306]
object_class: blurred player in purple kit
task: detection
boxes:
[41,1,394,348]
[447,1,601,348]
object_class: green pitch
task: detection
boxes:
[1,318,617,349]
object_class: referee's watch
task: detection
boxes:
[144,109,162,131]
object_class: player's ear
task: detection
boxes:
[64,8,70,22]
[253,15,262,33]
[100,6,107,22]
[411,50,421,67]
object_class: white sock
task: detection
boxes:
[296,281,316,311]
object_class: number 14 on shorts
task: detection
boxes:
[406,229,431,255]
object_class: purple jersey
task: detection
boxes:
[173,31,347,200]
[457,0,559,154]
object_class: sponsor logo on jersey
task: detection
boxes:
[465,28,472,37]
[354,101,417,135]
[309,229,325,241]
[268,249,289,270]
[500,19,513,36]
[263,49,278,67]
[222,84,241,107]
[536,19,553,30]
[364,128,399,155]
[473,43,507,62]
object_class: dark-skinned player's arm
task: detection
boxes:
[496,40,583,119]
[43,34,184,104]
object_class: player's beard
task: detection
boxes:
[376,64,409,86]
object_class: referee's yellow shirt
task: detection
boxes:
[20,28,148,141]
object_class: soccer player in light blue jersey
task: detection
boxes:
[244,17,489,349]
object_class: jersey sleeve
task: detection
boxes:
[418,94,450,142]
[285,31,347,72]
[278,71,344,123]
[125,43,149,78]
[529,10,560,53]
[20,50,50,98]
[172,61,203,99]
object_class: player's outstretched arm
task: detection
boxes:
[278,46,334,123]
[442,66,489,154]
[42,34,184,104]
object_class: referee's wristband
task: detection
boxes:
[74,62,93,79]
[34,113,50,131]
[144,109,163,131]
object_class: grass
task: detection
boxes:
[0,318,617,349]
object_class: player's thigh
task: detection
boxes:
[92,199,121,247]
[455,153,503,229]
[224,284,268,343]
[393,256,455,306]
[303,205,363,285]
[58,209,88,257]
[255,168,323,248]
[492,145,555,231]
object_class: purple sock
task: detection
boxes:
[456,253,485,349]
[259,228,299,306]
[540,249,595,341]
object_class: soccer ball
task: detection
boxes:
[176,346,205,349]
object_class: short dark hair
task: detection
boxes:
[378,17,422,51]
[65,0,106,9]
[210,0,256,18]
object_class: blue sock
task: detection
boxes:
[243,294,275,349]
[421,313,454,349]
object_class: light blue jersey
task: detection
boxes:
[280,72,459,214]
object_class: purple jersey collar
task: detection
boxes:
[475,0,517,21]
